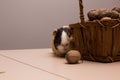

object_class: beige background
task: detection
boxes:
[0,0,120,50]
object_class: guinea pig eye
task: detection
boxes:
[64,29,71,37]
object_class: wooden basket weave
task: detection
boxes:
[69,0,120,63]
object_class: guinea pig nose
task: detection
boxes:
[62,43,69,47]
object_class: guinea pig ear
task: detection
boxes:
[52,29,57,36]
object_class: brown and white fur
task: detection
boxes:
[52,26,73,57]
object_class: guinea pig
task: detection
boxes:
[52,26,73,57]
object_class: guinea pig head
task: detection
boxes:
[54,27,72,54]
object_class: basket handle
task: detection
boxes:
[79,0,85,24]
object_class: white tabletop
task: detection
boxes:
[0,48,120,80]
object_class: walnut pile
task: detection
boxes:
[87,7,120,21]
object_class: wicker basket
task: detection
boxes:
[69,0,120,63]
